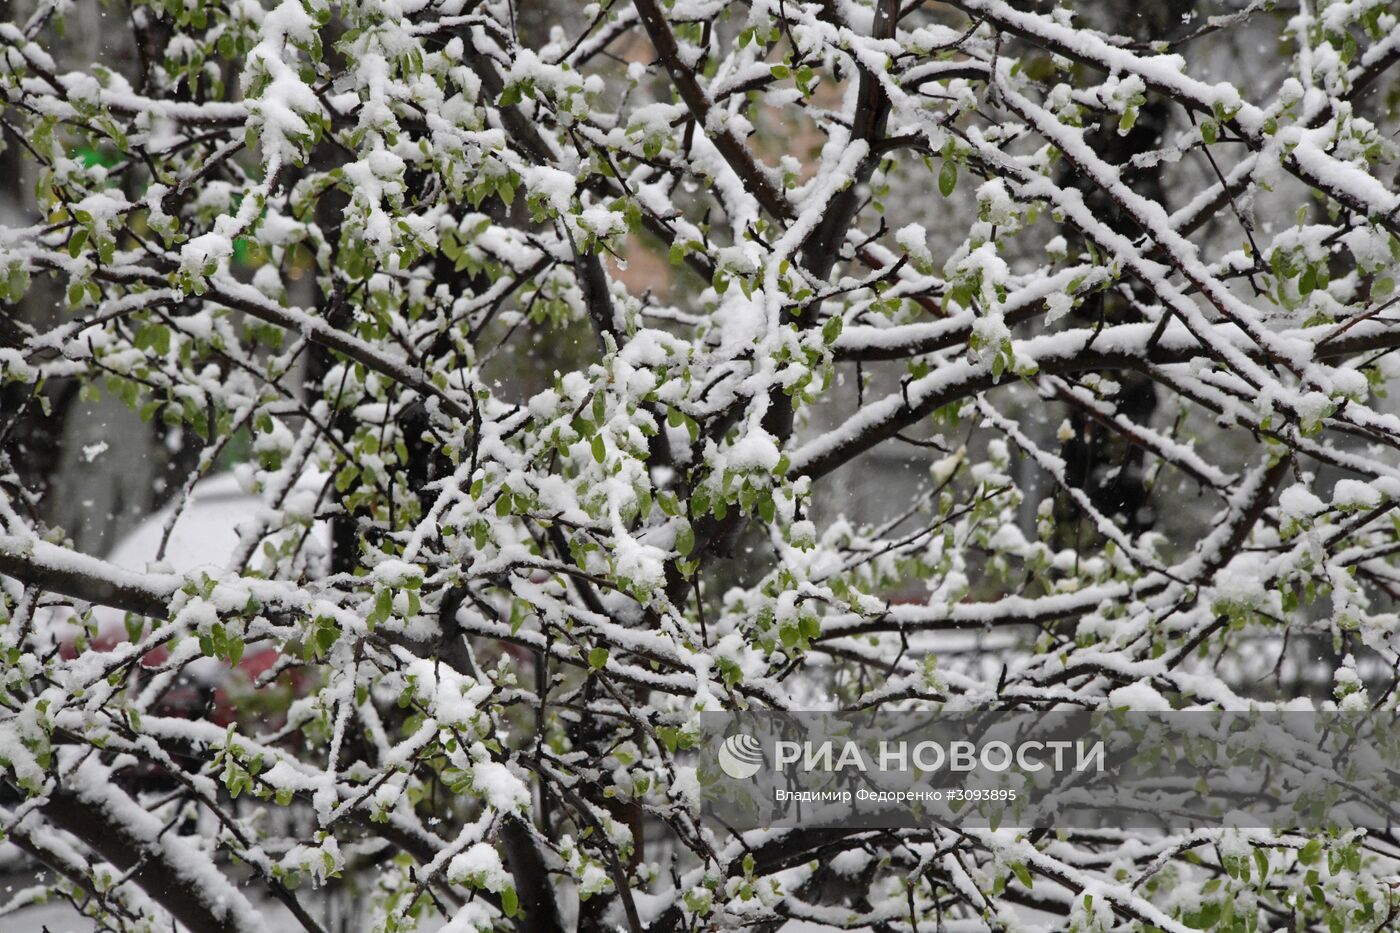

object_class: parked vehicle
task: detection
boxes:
[54,472,330,725]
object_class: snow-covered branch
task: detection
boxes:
[3,0,1400,928]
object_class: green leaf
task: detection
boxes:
[314,623,339,657]
[821,315,843,344]
[9,265,30,299]
[591,434,606,463]
[1299,265,1317,296]
[938,160,957,197]
[588,646,609,670]
[368,588,393,629]
[757,495,775,523]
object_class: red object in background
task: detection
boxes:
[48,473,331,729]
[58,633,298,726]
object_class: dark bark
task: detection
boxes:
[33,784,255,933]
[1048,0,1195,545]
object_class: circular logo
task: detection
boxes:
[718,733,764,780]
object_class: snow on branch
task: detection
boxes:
[2,0,1400,928]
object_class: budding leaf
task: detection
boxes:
[939,161,958,197]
